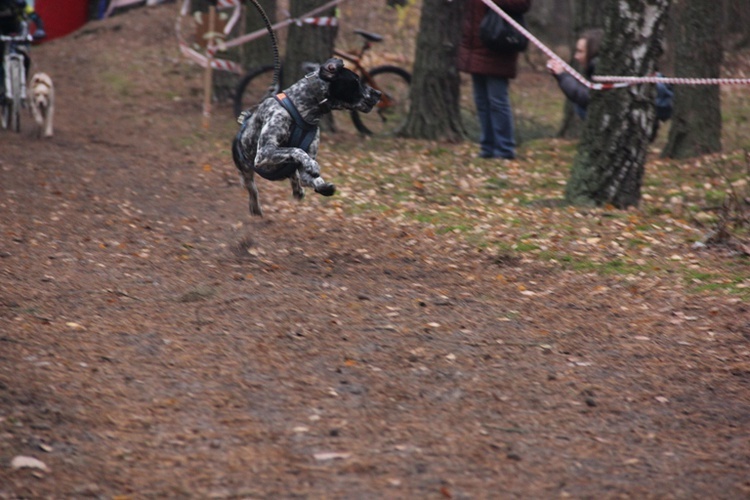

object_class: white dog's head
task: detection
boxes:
[31,73,53,108]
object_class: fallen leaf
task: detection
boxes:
[313,452,351,461]
[11,455,49,472]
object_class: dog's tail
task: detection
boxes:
[244,0,280,96]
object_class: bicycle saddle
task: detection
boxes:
[353,29,383,43]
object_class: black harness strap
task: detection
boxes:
[274,92,318,153]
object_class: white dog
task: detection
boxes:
[29,72,54,138]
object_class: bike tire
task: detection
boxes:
[233,64,280,119]
[0,97,9,130]
[7,58,23,133]
[351,65,411,136]
[9,58,23,133]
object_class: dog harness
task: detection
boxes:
[274,92,318,153]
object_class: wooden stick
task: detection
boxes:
[202,5,217,129]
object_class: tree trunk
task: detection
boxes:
[399,0,465,141]
[557,0,606,138]
[723,0,750,48]
[283,0,337,130]
[284,0,337,87]
[662,0,722,159]
[240,0,278,71]
[565,0,670,209]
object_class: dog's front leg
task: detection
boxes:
[44,103,54,138]
[297,167,335,196]
[255,145,335,197]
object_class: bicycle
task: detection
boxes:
[1,21,32,133]
[233,29,411,136]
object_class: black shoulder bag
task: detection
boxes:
[479,8,529,53]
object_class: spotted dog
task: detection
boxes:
[232,58,381,216]
[29,72,54,138]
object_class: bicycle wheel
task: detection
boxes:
[5,58,23,132]
[0,95,9,130]
[233,65,279,119]
[351,65,411,136]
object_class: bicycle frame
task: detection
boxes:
[2,51,26,101]
[1,21,32,131]
[1,22,31,84]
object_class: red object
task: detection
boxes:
[34,0,89,41]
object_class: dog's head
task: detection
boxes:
[318,58,381,113]
[32,86,50,109]
[31,73,52,106]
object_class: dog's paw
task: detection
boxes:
[249,201,263,217]
[314,182,336,197]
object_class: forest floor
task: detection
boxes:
[1,4,749,499]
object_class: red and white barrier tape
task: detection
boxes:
[221,0,346,51]
[175,0,344,75]
[481,0,750,89]
[176,0,345,74]
[594,75,750,86]
[176,0,243,74]
[300,16,339,27]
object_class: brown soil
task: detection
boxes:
[1,5,749,499]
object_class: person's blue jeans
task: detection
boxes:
[471,74,516,159]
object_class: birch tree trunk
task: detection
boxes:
[565,0,670,209]
[399,0,465,141]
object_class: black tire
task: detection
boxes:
[351,65,411,136]
[0,98,9,130]
[8,60,23,132]
[233,64,279,119]
[5,58,23,133]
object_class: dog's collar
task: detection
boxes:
[303,73,333,113]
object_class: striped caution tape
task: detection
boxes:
[176,0,243,74]
[480,0,750,89]
[300,16,339,27]
[176,0,347,73]
[594,75,750,86]
[221,0,346,51]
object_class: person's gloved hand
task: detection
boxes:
[33,28,46,40]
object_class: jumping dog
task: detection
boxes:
[232,58,381,216]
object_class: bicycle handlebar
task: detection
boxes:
[1,20,32,43]
[0,33,32,43]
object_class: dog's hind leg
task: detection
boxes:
[290,171,304,200]
[241,169,263,216]
[233,134,263,216]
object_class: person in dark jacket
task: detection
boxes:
[458,0,532,160]
[546,28,602,119]
[0,0,46,97]
[547,28,672,140]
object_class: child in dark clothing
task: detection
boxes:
[546,28,603,119]
[547,28,672,140]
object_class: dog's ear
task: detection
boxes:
[319,58,344,82]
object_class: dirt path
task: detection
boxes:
[1,6,749,498]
